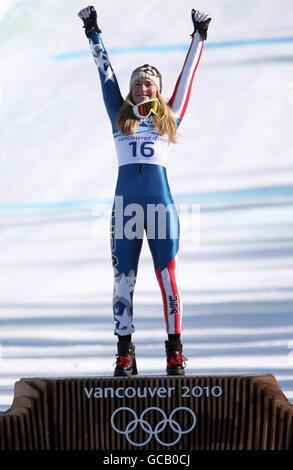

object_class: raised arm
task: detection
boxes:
[78,6,124,130]
[168,9,211,125]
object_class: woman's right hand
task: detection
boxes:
[78,6,102,37]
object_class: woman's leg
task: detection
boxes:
[146,200,187,375]
[146,201,183,335]
[111,197,143,377]
[111,198,143,338]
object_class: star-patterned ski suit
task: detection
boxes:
[88,30,204,336]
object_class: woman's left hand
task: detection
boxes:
[191,9,211,40]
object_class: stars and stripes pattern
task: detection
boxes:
[85,29,205,337]
[90,40,116,84]
[156,255,183,334]
[168,31,204,122]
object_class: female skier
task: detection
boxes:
[78,6,211,377]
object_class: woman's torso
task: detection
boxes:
[115,162,173,202]
[114,118,173,169]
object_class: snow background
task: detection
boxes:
[0,0,293,411]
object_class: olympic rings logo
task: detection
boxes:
[110,406,196,447]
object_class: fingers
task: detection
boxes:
[78,5,95,19]
[192,9,211,23]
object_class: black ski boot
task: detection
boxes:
[114,342,138,377]
[165,339,187,376]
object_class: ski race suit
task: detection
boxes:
[88,30,204,337]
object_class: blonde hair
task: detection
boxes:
[115,91,177,143]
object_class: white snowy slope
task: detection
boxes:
[0,0,293,412]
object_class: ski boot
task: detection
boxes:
[114,342,138,377]
[165,339,188,376]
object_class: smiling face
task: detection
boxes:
[131,77,158,104]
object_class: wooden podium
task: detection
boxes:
[0,374,292,450]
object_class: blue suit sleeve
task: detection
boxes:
[88,31,124,131]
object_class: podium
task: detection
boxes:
[1,374,292,450]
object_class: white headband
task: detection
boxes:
[130,64,162,92]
